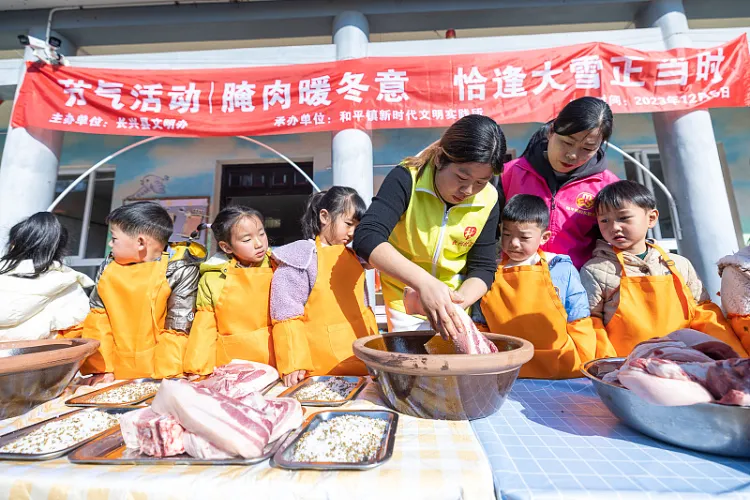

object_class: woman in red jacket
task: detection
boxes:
[501,97,618,269]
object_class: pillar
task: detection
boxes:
[332,11,376,306]
[332,11,373,205]
[0,28,76,250]
[635,0,738,299]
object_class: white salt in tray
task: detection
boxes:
[0,408,132,461]
[68,427,291,466]
[278,376,367,407]
[66,378,161,408]
[271,410,398,471]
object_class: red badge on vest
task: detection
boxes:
[575,192,595,211]
[464,226,477,239]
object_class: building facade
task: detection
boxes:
[0,0,748,296]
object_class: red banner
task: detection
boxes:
[11,35,750,137]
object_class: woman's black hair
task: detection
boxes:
[210,205,265,245]
[404,114,507,178]
[502,194,550,230]
[594,180,657,214]
[523,97,614,156]
[0,212,69,278]
[301,186,367,240]
[106,201,173,245]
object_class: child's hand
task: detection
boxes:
[283,370,307,387]
[84,373,115,386]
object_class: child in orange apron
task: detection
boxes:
[718,244,750,353]
[271,187,378,387]
[580,181,747,357]
[184,206,276,376]
[81,201,205,383]
[475,194,604,379]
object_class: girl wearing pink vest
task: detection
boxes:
[502,97,618,269]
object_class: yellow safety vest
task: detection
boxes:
[382,164,498,313]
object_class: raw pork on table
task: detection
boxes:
[196,360,279,399]
[120,361,302,459]
[453,304,498,355]
[605,329,750,407]
[119,408,185,457]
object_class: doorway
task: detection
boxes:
[219,162,314,246]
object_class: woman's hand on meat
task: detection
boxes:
[283,370,307,387]
[415,276,466,341]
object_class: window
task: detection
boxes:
[53,169,115,278]
[220,162,314,247]
[623,150,675,246]
[624,147,744,252]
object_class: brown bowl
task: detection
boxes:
[353,331,533,420]
[0,338,100,419]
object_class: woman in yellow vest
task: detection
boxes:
[271,187,378,387]
[184,206,275,376]
[353,115,505,339]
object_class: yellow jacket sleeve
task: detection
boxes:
[591,316,618,359]
[691,301,748,357]
[272,317,314,376]
[80,308,115,375]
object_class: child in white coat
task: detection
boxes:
[0,212,93,341]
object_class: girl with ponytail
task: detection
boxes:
[270,186,377,387]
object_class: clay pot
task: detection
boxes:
[353,331,533,420]
[0,338,100,419]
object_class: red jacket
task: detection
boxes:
[502,156,619,268]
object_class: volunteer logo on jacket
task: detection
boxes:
[384,164,497,313]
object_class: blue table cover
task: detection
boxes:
[471,379,750,499]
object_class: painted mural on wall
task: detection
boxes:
[124,174,170,200]
[125,196,209,246]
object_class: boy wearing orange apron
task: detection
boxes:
[271,188,378,387]
[184,207,276,375]
[580,181,747,357]
[81,202,205,383]
[476,194,604,379]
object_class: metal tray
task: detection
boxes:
[582,358,750,458]
[66,378,161,408]
[0,408,133,461]
[278,376,366,407]
[68,426,291,466]
[271,410,398,470]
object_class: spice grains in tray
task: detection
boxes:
[66,379,161,407]
[278,376,367,406]
[0,408,130,461]
[272,410,398,470]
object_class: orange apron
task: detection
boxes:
[84,255,175,379]
[273,239,378,377]
[480,251,596,379]
[606,243,747,356]
[214,262,275,367]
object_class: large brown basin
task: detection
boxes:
[0,338,100,419]
[353,331,533,420]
